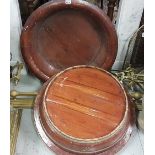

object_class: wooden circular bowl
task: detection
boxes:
[20,0,117,81]
[34,66,134,154]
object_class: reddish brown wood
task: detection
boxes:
[34,66,133,154]
[20,0,118,81]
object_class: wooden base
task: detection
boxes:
[34,66,135,154]
[34,107,133,154]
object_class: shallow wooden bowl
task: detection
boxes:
[20,0,117,81]
[34,66,134,154]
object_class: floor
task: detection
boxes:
[11,74,144,155]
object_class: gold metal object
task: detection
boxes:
[112,66,144,84]
[10,90,37,108]
[10,90,37,99]
[10,109,22,155]
[111,66,144,111]
[10,89,37,154]
[10,62,24,154]
[135,103,143,111]
[130,92,143,100]
[11,98,34,109]
[10,62,24,85]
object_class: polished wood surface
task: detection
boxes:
[34,66,133,154]
[45,67,126,139]
[21,0,118,81]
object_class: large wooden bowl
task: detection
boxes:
[34,66,134,154]
[21,0,117,81]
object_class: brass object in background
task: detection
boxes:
[112,66,144,84]
[10,90,37,99]
[10,90,37,109]
[111,66,144,131]
[130,92,143,100]
[10,89,37,155]
[111,66,144,111]
[11,98,34,109]
[10,109,22,155]
[10,62,24,85]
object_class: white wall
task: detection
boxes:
[112,0,144,70]
[10,0,22,62]
[10,0,28,76]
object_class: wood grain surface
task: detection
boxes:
[34,66,133,154]
[45,67,126,139]
[20,0,118,81]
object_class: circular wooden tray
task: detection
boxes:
[34,66,134,154]
[21,0,117,81]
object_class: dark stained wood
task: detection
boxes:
[34,66,134,154]
[20,0,118,81]
[18,0,41,25]
[26,0,39,13]
[100,0,103,9]
[131,11,144,68]
[107,0,117,21]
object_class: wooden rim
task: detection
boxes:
[20,0,118,81]
[42,65,129,143]
[33,66,134,154]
